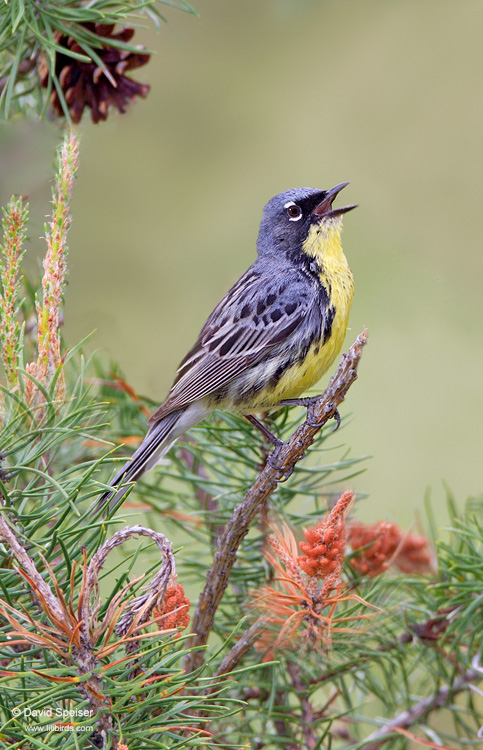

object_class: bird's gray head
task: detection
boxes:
[256,184,356,257]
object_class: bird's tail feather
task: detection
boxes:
[95,402,210,513]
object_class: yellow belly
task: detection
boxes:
[247,308,350,411]
[273,320,347,400]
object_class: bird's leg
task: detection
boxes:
[244,414,295,478]
[244,414,282,447]
[277,397,341,432]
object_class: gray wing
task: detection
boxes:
[150,267,324,422]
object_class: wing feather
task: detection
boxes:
[150,266,320,423]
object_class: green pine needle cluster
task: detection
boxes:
[0,0,196,119]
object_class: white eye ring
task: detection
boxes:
[284,201,303,221]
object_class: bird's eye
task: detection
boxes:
[284,202,303,221]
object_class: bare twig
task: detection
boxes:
[0,514,66,624]
[186,329,368,674]
[212,617,265,683]
[361,659,482,749]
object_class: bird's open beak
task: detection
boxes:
[311,182,357,220]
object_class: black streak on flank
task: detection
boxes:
[323,304,336,345]
[267,358,291,390]
[314,280,335,346]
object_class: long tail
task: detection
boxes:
[95,401,210,513]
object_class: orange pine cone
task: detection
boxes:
[153,584,190,632]
[348,521,434,577]
[297,490,354,581]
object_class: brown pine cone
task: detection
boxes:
[38,23,150,123]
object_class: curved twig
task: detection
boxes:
[82,525,175,641]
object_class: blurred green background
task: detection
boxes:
[1,0,482,524]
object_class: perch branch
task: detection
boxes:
[185,329,368,674]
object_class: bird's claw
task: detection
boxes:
[306,406,340,431]
[305,403,322,429]
[267,453,294,481]
[331,408,341,432]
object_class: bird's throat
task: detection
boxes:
[301,218,345,269]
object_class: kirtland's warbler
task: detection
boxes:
[98,183,356,510]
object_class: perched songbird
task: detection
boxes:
[97,183,356,510]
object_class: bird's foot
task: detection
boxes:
[277,397,341,432]
[266,454,294,481]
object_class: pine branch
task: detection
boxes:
[212,617,265,683]
[185,329,368,674]
[0,516,191,745]
[0,514,114,737]
[361,657,483,749]
[0,514,66,624]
